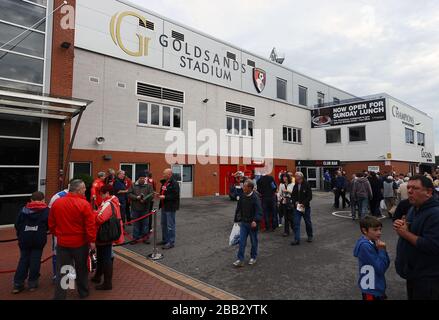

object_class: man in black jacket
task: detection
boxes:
[233,180,262,267]
[394,175,439,300]
[158,168,180,249]
[291,172,313,245]
[256,174,277,231]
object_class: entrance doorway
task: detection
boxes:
[172,165,193,198]
[297,167,320,190]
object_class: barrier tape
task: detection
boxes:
[0,254,54,274]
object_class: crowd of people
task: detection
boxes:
[326,169,439,220]
[9,164,439,300]
[11,168,180,299]
[232,171,314,267]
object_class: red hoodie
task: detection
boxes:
[49,193,96,248]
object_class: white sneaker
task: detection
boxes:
[233,260,244,267]
[248,258,257,265]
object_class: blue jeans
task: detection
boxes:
[14,247,43,288]
[161,210,176,245]
[237,223,258,261]
[131,209,149,240]
[357,197,369,219]
[293,208,313,242]
[262,197,277,230]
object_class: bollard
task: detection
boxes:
[148,209,163,261]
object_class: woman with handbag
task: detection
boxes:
[278,174,295,237]
[92,184,124,290]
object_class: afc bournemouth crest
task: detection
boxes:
[253,68,266,93]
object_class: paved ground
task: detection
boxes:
[1,192,407,300]
[0,228,235,300]
[127,192,407,300]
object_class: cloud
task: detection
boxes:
[136,0,439,153]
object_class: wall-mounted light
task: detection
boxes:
[61,41,71,49]
[103,155,112,161]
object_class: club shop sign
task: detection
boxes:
[311,98,386,128]
[109,11,256,86]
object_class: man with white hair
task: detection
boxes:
[291,172,313,245]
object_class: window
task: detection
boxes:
[405,128,414,144]
[70,162,91,179]
[173,108,181,128]
[0,79,42,93]
[139,102,148,124]
[162,106,171,127]
[151,104,159,125]
[277,78,287,100]
[283,126,302,143]
[138,101,182,129]
[417,132,425,147]
[333,97,340,105]
[298,86,308,106]
[317,92,325,107]
[0,22,45,58]
[326,129,341,143]
[349,126,366,142]
[120,163,150,180]
[0,51,44,84]
[226,116,253,137]
[0,0,47,31]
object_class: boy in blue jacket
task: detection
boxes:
[353,216,390,300]
[12,191,49,294]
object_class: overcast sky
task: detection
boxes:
[136,0,439,154]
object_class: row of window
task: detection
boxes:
[138,102,182,129]
[71,162,193,183]
[275,79,340,107]
[326,127,366,144]
[137,102,304,143]
[0,0,48,92]
[405,128,425,146]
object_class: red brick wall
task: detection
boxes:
[70,150,298,196]
[46,0,76,199]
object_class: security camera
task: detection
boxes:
[96,137,105,145]
[202,98,209,103]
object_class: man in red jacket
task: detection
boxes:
[49,179,96,300]
[90,172,106,209]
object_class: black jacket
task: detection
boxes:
[292,181,313,208]
[15,204,49,249]
[395,197,439,280]
[234,192,263,224]
[256,175,276,198]
[159,177,180,212]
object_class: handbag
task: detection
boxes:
[229,223,240,246]
[97,202,122,242]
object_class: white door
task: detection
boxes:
[172,165,193,198]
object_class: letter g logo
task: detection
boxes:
[110,11,151,57]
